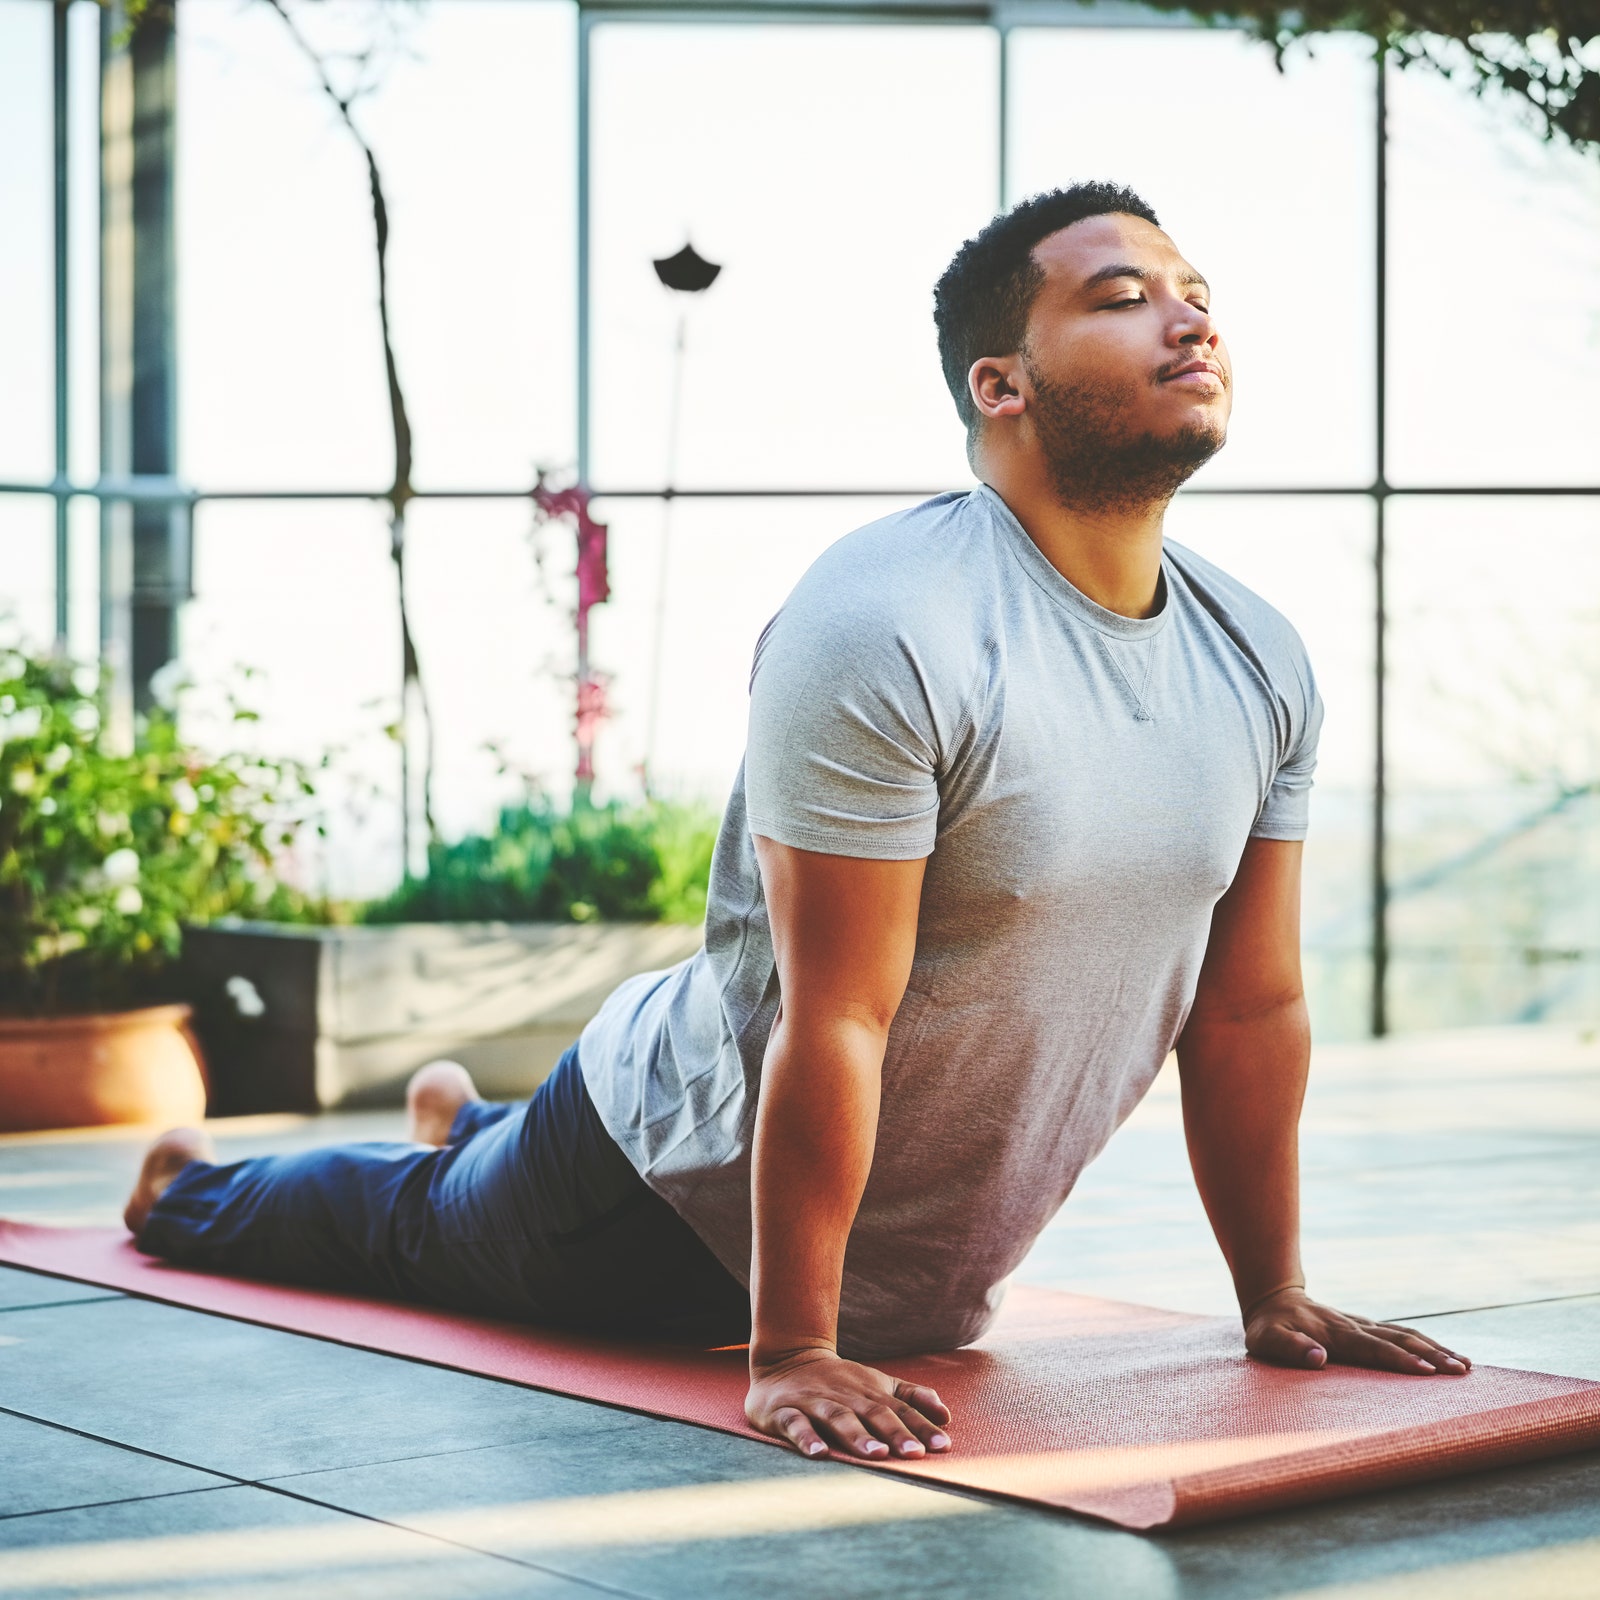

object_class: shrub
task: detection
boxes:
[0,648,323,1015]
[363,799,718,926]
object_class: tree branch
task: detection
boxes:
[1141,0,1598,151]
[261,0,435,855]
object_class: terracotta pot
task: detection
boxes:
[0,1004,209,1133]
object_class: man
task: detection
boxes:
[126,182,1469,1466]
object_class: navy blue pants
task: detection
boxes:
[136,1043,751,1346]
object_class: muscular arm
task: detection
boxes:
[1178,837,1469,1375]
[744,836,953,1459]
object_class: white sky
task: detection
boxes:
[2,0,1598,922]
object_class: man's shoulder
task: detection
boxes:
[748,492,998,707]
[801,490,996,599]
[759,492,1002,653]
[1163,537,1312,672]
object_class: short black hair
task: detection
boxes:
[932,182,1161,434]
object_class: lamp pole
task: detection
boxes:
[642,242,722,798]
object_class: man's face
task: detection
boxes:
[1003,212,1232,509]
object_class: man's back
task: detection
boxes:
[578,484,1322,1356]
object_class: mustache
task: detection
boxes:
[1154,356,1229,387]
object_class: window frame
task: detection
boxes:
[6,0,1599,1035]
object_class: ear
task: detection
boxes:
[967,355,1028,426]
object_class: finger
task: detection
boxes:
[1377,1325,1472,1370]
[1250,1323,1328,1369]
[893,1381,952,1427]
[814,1401,891,1460]
[862,1402,928,1458]
[1389,1331,1470,1374]
[891,1399,953,1452]
[1333,1328,1440,1375]
[772,1406,829,1458]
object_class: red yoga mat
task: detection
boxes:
[3,1220,1597,1531]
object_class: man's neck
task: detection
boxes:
[978,458,1168,621]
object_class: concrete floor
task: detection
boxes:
[1,1025,1597,1599]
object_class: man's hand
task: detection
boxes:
[746,1347,952,1460]
[1245,1287,1471,1376]
[1177,841,1471,1382]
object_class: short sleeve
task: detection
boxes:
[743,602,944,861]
[1250,660,1324,842]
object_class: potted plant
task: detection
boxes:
[183,796,718,1114]
[0,646,317,1131]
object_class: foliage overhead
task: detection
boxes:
[365,800,719,927]
[0,648,327,1016]
[1149,0,1598,149]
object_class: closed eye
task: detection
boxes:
[1099,294,1212,313]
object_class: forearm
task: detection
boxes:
[748,1006,884,1368]
[1176,995,1311,1313]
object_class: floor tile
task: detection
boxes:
[263,1418,1600,1600]
[1406,1293,1600,1381]
[1157,1452,1600,1599]
[0,1411,227,1520]
[1298,1151,1600,1318]
[0,1483,604,1599]
[0,1268,121,1315]
[269,1428,1179,1600]
[1022,1136,1600,1322]
[0,1297,637,1482]
[1,1025,1595,1599]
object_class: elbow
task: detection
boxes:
[1183,984,1308,1036]
[765,999,898,1087]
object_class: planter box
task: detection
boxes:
[181,920,704,1115]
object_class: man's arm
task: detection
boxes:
[743,835,953,1460]
[1177,837,1470,1375]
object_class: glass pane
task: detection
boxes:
[188,498,608,900]
[67,0,100,484]
[0,496,58,649]
[1387,496,1600,1028]
[1387,59,1600,486]
[1009,29,1377,490]
[183,499,402,899]
[589,24,997,492]
[1165,493,1376,1040]
[586,495,924,803]
[0,0,54,484]
[178,0,576,491]
[67,493,98,661]
[403,497,579,832]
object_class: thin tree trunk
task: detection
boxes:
[263,0,436,873]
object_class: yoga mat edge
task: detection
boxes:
[3,1220,1597,1533]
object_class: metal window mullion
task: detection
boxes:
[1372,49,1390,1038]
[53,0,70,648]
[8,481,1600,504]
[577,12,593,487]
[997,19,1008,209]
[99,0,133,745]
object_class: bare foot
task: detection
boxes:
[124,1127,216,1237]
[406,1060,481,1146]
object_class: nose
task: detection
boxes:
[1173,301,1219,349]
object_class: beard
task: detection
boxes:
[1023,352,1226,515]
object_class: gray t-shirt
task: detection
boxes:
[578,484,1321,1359]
